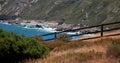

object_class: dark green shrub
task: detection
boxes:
[0,29,49,63]
[22,38,49,58]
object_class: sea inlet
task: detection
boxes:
[0,22,81,40]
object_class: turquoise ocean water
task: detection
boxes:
[0,22,86,41]
[0,23,55,40]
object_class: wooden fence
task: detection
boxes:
[41,22,120,41]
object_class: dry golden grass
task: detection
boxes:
[23,30,120,63]
[84,57,119,63]
[23,39,117,63]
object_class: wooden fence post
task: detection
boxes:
[54,32,57,39]
[101,24,103,37]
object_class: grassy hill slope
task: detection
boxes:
[23,30,120,63]
[25,35,120,63]
[0,0,120,26]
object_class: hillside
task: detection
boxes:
[24,33,120,63]
[0,0,120,26]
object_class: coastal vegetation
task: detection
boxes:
[0,29,120,63]
[0,0,120,63]
[0,29,50,63]
[25,36,120,63]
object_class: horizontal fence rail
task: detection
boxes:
[41,22,120,41]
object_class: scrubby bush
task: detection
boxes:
[106,39,120,58]
[43,42,65,51]
[0,29,49,63]
[55,33,72,42]
[33,35,44,42]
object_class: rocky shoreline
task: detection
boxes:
[0,20,99,34]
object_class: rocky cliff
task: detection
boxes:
[0,0,120,26]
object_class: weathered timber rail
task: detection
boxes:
[41,22,120,41]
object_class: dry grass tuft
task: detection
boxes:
[23,30,120,63]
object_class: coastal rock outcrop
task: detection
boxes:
[0,0,120,27]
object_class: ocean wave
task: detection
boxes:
[0,22,11,25]
[83,34,92,36]
[67,32,80,35]
[1,22,84,36]
[21,23,57,32]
